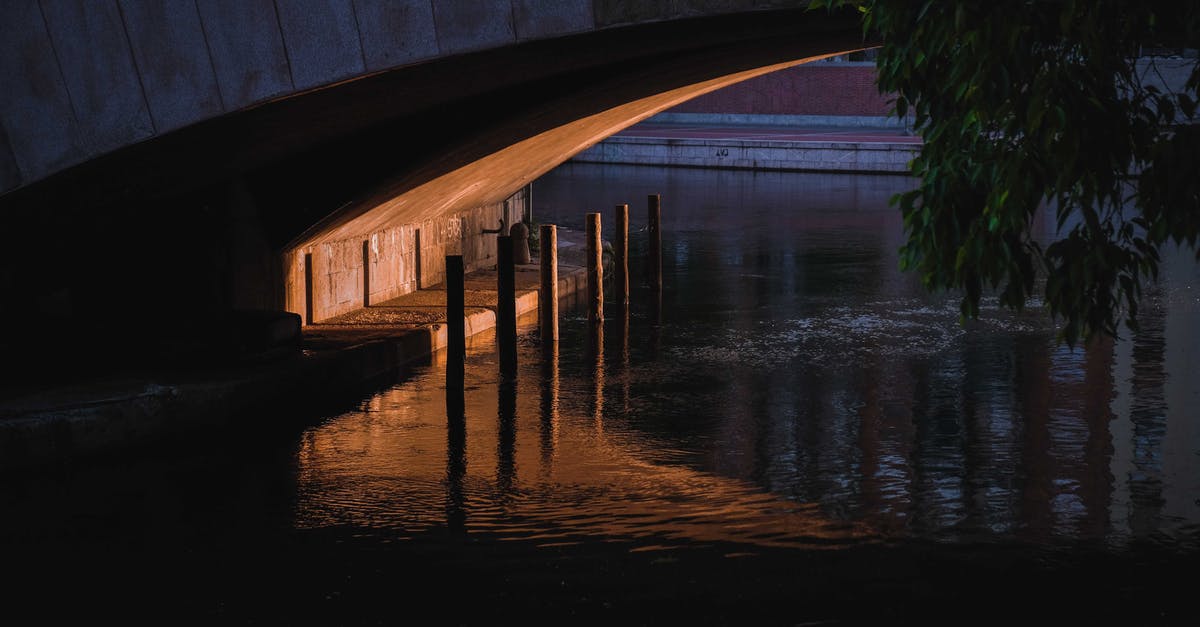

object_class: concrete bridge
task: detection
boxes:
[0,1,866,371]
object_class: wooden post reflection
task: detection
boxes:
[497,380,517,496]
[540,342,559,473]
[446,388,467,536]
[649,288,662,359]
[617,302,631,415]
[589,319,605,436]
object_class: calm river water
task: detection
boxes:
[5,164,1199,623]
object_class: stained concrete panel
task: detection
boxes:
[432,1,516,55]
[118,1,224,132]
[0,0,82,183]
[195,0,293,109]
[352,0,439,71]
[593,0,792,27]
[274,0,366,91]
[513,0,594,40]
[39,0,154,156]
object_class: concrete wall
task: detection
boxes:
[284,188,526,324]
[666,62,893,118]
[571,136,918,173]
[0,0,814,195]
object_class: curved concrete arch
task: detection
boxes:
[0,4,869,359]
[0,1,861,195]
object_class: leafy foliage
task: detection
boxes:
[812,1,1200,345]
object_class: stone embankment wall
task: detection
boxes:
[285,189,526,324]
[572,136,917,173]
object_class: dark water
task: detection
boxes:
[4,164,1199,622]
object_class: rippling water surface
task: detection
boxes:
[291,164,1200,550]
[5,164,1199,622]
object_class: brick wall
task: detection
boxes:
[668,63,892,117]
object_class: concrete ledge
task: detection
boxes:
[0,258,592,469]
[649,112,912,129]
[572,135,919,173]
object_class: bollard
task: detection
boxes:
[303,252,314,325]
[586,212,603,324]
[511,222,531,265]
[615,204,629,304]
[446,254,465,407]
[539,224,558,343]
[648,193,662,292]
[362,240,371,307]
[497,235,517,379]
[414,229,423,289]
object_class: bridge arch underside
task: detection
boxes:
[0,9,865,371]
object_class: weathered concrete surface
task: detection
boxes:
[573,133,920,173]
[285,188,528,324]
[275,0,366,91]
[193,0,294,109]
[431,1,517,55]
[513,0,594,40]
[353,0,440,70]
[0,2,862,193]
[118,1,225,131]
[39,0,155,155]
[1,0,83,183]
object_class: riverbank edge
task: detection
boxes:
[0,261,588,470]
[571,134,920,174]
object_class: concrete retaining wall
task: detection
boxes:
[284,188,527,324]
[571,136,918,173]
[666,61,892,117]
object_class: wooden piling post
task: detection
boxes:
[497,235,517,378]
[648,194,662,292]
[539,224,558,343]
[303,252,314,325]
[615,204,629,304]
[586,212,603,324]
[362,240,371,307]
[446,255,465,389]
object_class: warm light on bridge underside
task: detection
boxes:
[292,51,861,251]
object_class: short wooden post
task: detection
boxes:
[446,255,465,401]
[497,235,517,379]
[648,193,662,292]
[414,229,423,289]
[614,204,629,304]
[362,240,371,307]
[587,213,603,324]
[539,224,558,343]
[303,253,314,325]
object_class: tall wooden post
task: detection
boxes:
[446,255,465,409]
[614,203,629,304]
[362,240,371,307]
[497,235,517,379]
[303,252,315,325]
[586,212,603,324]
[648,194,662,292]
[539,224,558,343]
